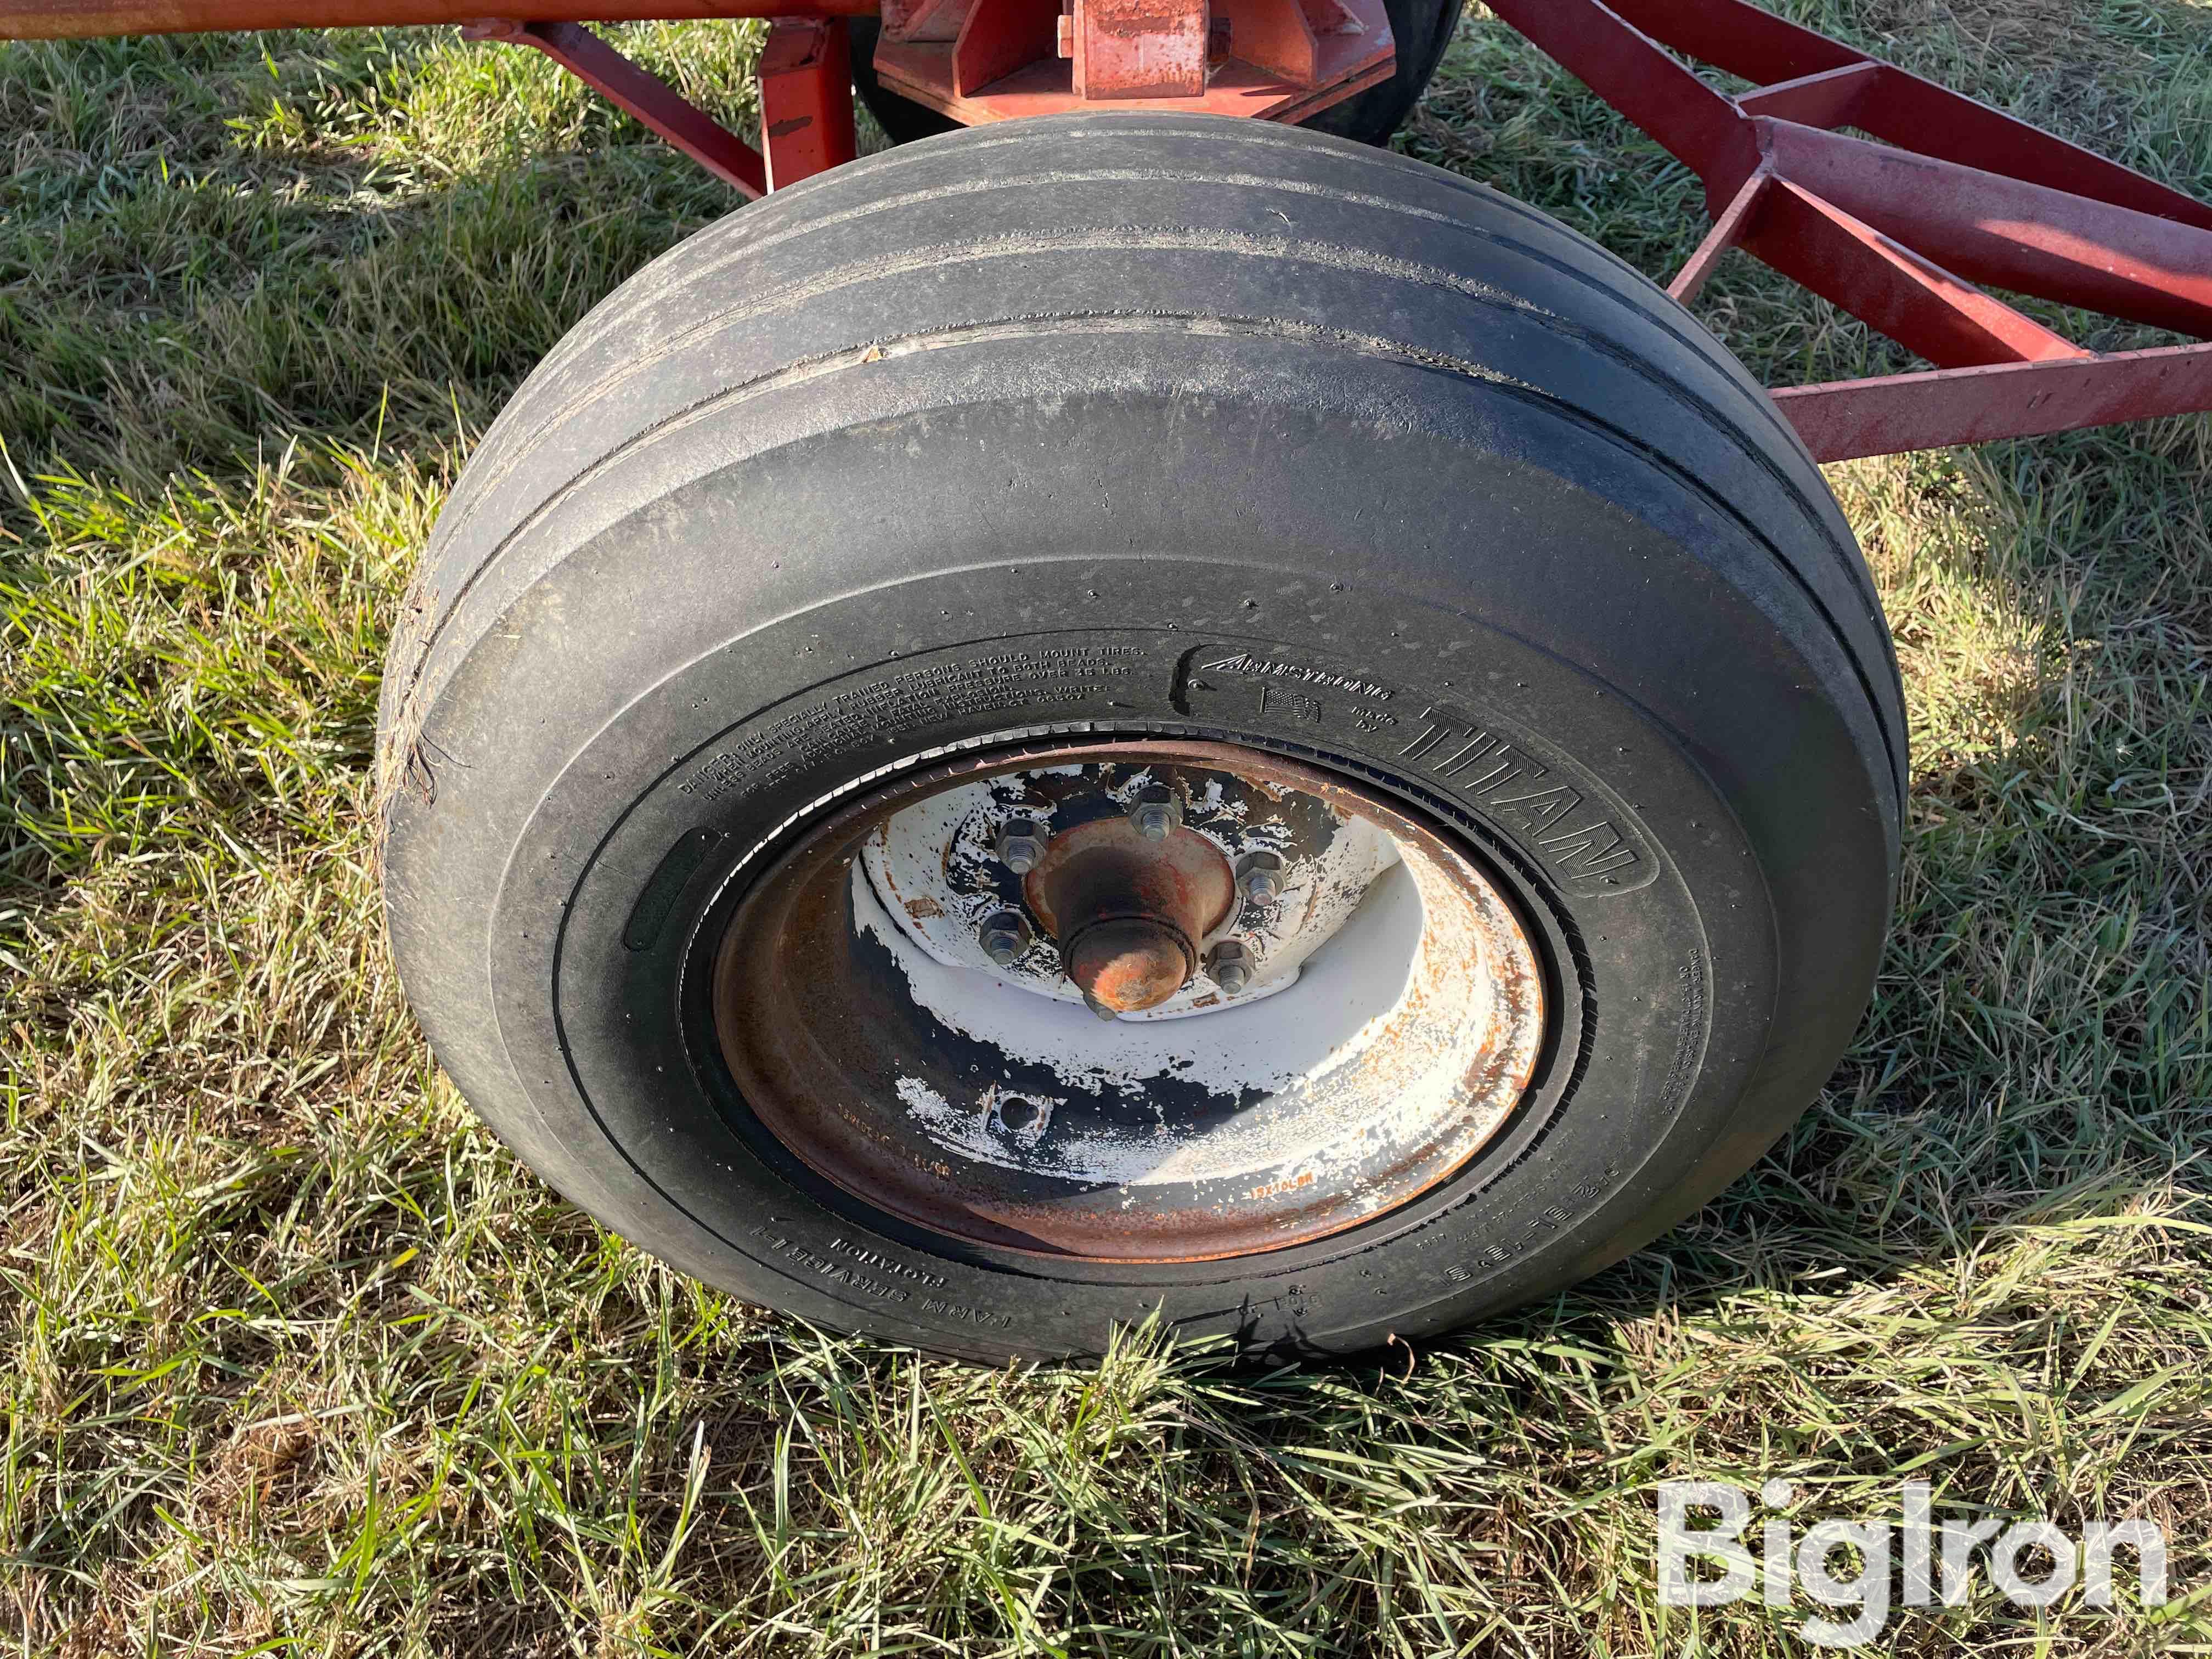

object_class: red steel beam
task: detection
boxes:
[1597,0,2212,231]
[1779,344,2212,462]
[758,16,857,188]
[1478,0,1752,201]
[1487,0,2212,456]
[1749,179,2089,369]
[1731,61,1874,128]
[464,18,767,198]
[1759,120,2212,340]
[0,0,872,34]
[1668,167,1769,305]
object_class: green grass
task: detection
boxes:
[3,5,2210,1653]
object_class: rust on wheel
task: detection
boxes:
[712,740,1547,1262]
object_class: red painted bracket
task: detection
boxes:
[466,16,856,197]
[759,17,857,188]
[873,0,1392,127]
[1487,0,2212,459]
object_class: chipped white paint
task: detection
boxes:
[715,740,1550,1259]
[855,819,1541,1194]
[858,768,1400,1019]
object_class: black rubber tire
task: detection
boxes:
[849,0,1465,148]
[378,114,1904,1363]
[845,16,959,146]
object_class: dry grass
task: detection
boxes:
[4,6,2210,1654]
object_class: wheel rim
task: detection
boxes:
[711,739,1547,1262]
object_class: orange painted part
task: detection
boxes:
[0,0,871,37]
[1069,0,1208,101]
[873,0,1388,125]
[949,0,1057,97]
[760,16,857,189]
[1213,0,1363,85]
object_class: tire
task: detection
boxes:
[377,114,1904,1363]
[847,16,960,146]
[1299,0,1464,143]
[849,0,1465,148]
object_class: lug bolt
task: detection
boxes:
[1236,849,1286,906]
[1084,990,1120,1022]
[1126,783,1182,842]
[994,817,1048,874]
[1207,939,1256,996]
[978,910,1031,966]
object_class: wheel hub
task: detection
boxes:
[709,739,1547,1261]
[1023,812,1234,1014]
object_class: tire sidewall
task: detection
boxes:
[386,270,1893,1360]
[476,573,1776,1358]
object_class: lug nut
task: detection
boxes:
[994,817,1048,874]
[1207,939,1256,996]
[978,910,1031,966]
[1236,849,1286,906]
[1126,783,1181,842]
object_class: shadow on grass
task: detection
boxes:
[0,21,757,515]
[1369,0,2212,1361]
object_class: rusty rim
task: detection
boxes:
[709,739,1547,1262]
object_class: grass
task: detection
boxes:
[2,4,2210,1653]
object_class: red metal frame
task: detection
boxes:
[0,0,862,33]
[460,0,2212,458]
[464,18,769,195]
[252,0,2212,458]
[1484,0,2212,458]
[465,14,856,198]
[868,0,1391,125]
[759,18,857,188]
